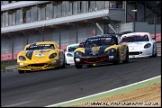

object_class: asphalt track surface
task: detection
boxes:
[1,57,161,107]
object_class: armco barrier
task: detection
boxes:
[1,52,19,61]
[58,46,67,51]
[1,53,12,61]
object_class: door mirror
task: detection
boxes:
[79,44,84,47]
[79,42,85,47]
[152,37,156,40]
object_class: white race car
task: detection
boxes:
[120,32,157,58]
[65,43,80,65]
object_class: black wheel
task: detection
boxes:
[123,48,129,63]
[87,65,93,67]
[61,56,66,68]
[153,46,157,57]
[75,64,82,69]
[113,60,119,65]
[150,45,157,58]
[113,50,120,65]
[18,70,24,74]
[154,51,157,57]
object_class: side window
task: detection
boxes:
[50,44,54,49]
[55,43,58,49]
[142,35,149,41]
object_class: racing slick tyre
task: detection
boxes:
[123,48,129,63]
[113,59,119,65]
[75,64,82,69]
[150,46,157,58]
[153,46,157,57]
[113,50,120,65]
[154,51,157,57]
[87,65,93,67]
[18,70,24,74]
[61,56,66,68]
[57,56,66,69]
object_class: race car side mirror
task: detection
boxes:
[79,44,84,47]
[79,42,85,47]
[152,37,156,40]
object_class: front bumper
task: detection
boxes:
[129,49,152,58]
[74,54,117,65]
[17,59,60,71]
[66,56,75,64]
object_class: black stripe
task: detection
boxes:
[26,50,34,60]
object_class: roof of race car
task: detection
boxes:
[88,34,117,39]
[67,43,80,47]
[25,41,57,48]
[36,41,56,44]
[121,32,150,38]
[27,41,56,45]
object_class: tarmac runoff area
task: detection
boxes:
[45,75,161,107]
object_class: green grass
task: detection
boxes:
[1,61,17,71]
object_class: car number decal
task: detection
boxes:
[92,46,100,51]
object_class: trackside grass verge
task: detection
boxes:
[1,61,17,71]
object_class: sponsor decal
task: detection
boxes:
[90,47,100,55]
[92,46,100,51]
[40,49,50,53]
[91,50,99,55]
[36,53,45,57]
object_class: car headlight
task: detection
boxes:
[67,53,73,57]
[74,51,83,57]
[49,53,57,59]
[105,48,116,55]
[19,56,26,61]
[144,43,151,48]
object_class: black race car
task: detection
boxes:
[74,34,129,69]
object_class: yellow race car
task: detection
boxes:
[17,41,66,74]
[74,34,129,69]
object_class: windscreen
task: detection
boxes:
[121,35,149,42]
[26,44,54,50]
[68,45,79,52]
[84,37,117,47]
